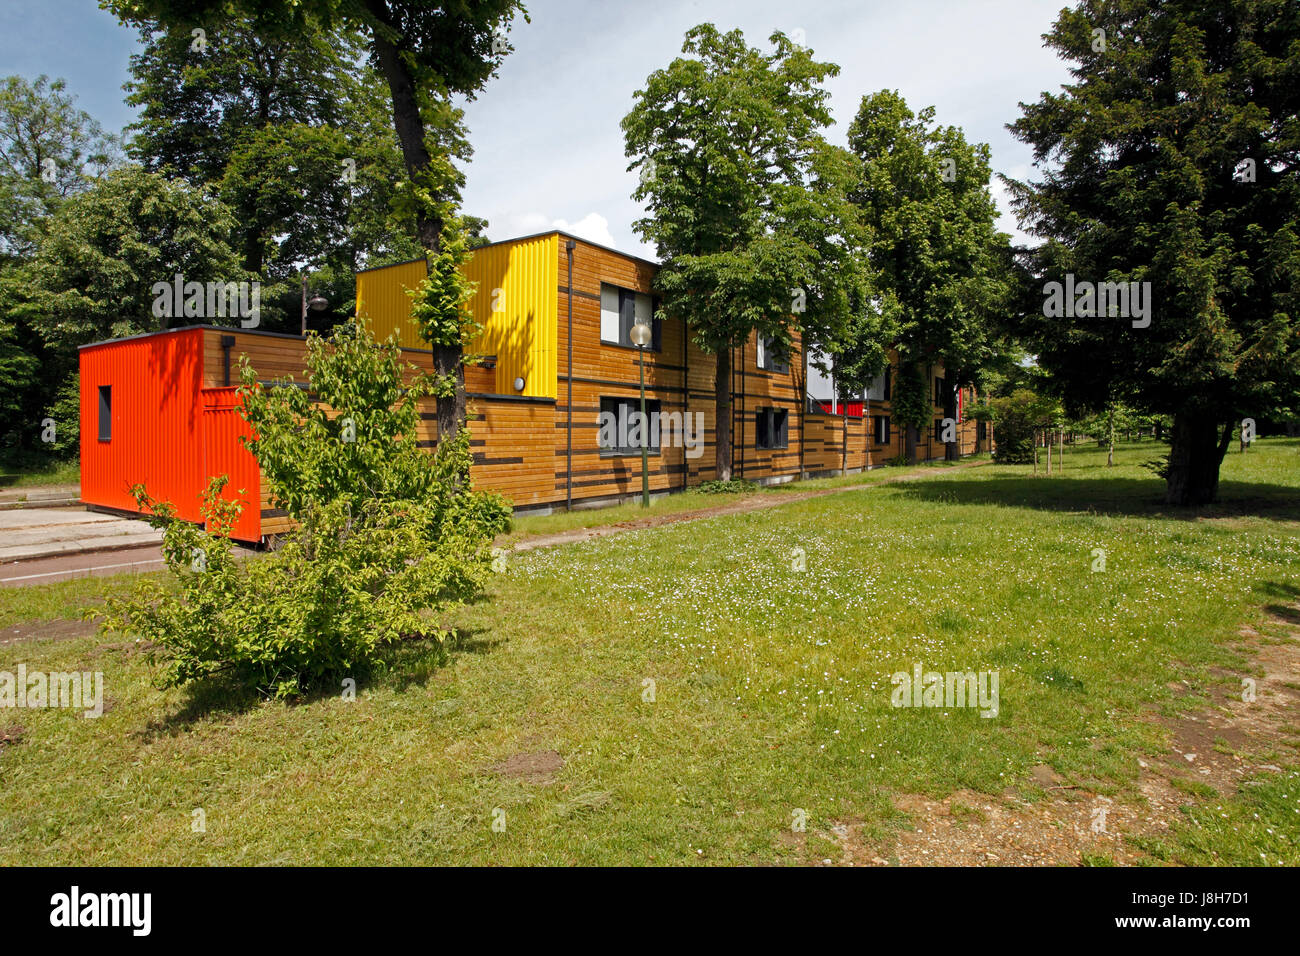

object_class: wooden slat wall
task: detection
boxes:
[553,238,686,501]
[196,274,989,524]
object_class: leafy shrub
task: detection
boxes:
[696,478,758,494]
[988,388,1059,464]
[98,322,510,698]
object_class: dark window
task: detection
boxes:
[756,407,789,450]
[874,414,890,445]
[977,420,987,441]
[934,418,947,443]
[598,396,661,455]
[758,336,789,374]
[97,385,112,442]
[882,368,892,400]
[934,377,946,406]
[600,284,661,350]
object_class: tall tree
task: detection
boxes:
[847,90,1011,463]
[8,165,244,353]
[1007,0,1300,504]
[123,19,429,329]
[0,75,117,261]
[623,24,838,480]
[104,0,525,439]
[787,139,893,473]
[0,74,117,462]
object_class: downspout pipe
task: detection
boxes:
[565,239,575,511]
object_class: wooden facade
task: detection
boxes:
[79,230,986,542]
[360,231,985,510]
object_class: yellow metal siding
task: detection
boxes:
[355,259,428,350]
[353,234,558,399]
[463,234,557,399]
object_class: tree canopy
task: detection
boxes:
[623,24,840,479]
[1007,0,1300,503]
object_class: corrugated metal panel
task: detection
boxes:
[463,233,557,399]
[354,235,559,399]
[355,258,429,350]
[79,328,206,525]
[200,387,262,542]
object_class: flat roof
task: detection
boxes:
[355,229,660,274]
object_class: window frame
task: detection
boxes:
[757,335,790,375]
[97,385,112,442]
[874,414,891,446]
[755,406,789,450]
[597,395,663,457]
[599,283,662,351]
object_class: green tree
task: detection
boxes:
[790,139,894,473]
[123,19,430,330]
[0,74,117,462]
[9,165,245,352]
[0,74,117,261]
[105,0,526,441]
[847,90,1012,463]
[623,24,839,480]
[1007,0,1300,504]
[100,322,510,698]
[987,388,1061,465]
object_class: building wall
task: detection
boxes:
[554,236,687,503]
[79,327,207,524]
[356,234,559,400]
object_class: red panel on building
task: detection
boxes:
[79,328,263,543]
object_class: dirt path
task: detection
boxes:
[824,603,1300,867]
[506,459,991,554]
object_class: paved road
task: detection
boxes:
[0,542,169,586]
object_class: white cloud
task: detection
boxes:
[552,212,618,249]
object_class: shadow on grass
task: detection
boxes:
[136,624,505,738]
[891,471,1300,522]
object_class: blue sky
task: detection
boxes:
[1,0,1074,257]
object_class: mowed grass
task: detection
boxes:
[1,439,1298,865]
[502,454,982,542]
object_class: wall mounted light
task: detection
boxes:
[513,376,526,392]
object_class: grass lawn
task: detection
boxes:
[504,453,988,542]
[2,439,1298,865]
[0,459,80,489]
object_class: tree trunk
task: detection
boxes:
[1164,411,1232,506]
[905,424,918,465]
[1045,430,1052,475]
[943,378,959,461]
[1033,429,1039,474]
[1107,407,1115,467]
[715,346,732,482]
[368,7,464,440]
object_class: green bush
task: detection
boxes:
[98,322,510,698]
[988,388,1058,464]
[696,478,758,494]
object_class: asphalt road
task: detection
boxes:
[0,542,170,586]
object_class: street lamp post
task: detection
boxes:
[301,273,329,336]
[629,320,653,507]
